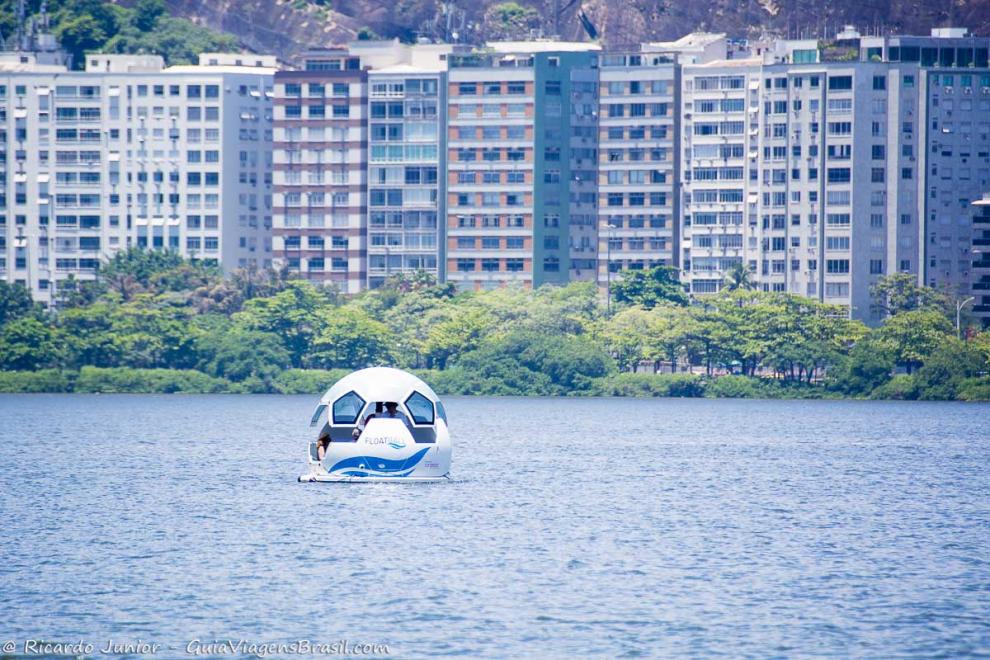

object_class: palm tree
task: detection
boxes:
[724,262,756,291]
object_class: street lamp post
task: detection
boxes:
[957,296,975,339]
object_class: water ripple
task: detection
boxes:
[1,395,989,656]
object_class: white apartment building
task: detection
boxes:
[0,51,275,304]
[681,39,926,320]
[681,30,990,323]
[597,48,678,285]
[857,29,990,308]
[680,58,763,296]
[756,55,923,319]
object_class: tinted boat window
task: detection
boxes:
[436,401,448,425]
[332,391,365,424]
[310,403,327,427]
[405,391,435,425]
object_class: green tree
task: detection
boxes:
[0,317,62,370]
[0,281,39,325]
[134,0,166,31]
[529,282,603,335]
[827,337,896,396]
[611,266,689,309]
[109,297,200,369]
[59,299,124,368]
[309,306,396,369]
[913,338,989,400]
[763,296,866,382]
[604,307,652,372]
[120,15,239,65]
[422,308,491,369]
[874,308,954,373]
[709,290,786,375]
[644,305,693,373]
[451,330,611,394]
[54,13,108,64]
[510,331,613,391]
[53,274,105,309]
[483,2,540,40]
[870,273,952,318]
[201,329,291,382]
[235,281,333,367]
[682,307,734,376]
[98,247,186,298]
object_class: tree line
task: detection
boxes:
[0,249,988,400]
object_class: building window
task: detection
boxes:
[828,76,852,90]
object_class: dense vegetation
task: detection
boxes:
[1,250,988,399]
[0,0,239,67]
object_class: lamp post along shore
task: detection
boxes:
[957,296,975,340]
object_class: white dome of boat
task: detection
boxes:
[299,367,451,483]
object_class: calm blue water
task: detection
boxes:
[1,395,989,657]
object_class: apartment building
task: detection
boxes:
[567,62,599,282]
[366,56,449,288]
[597,48,678,286]
[857,29,990,327]
[680,57,763,296]
[445,42,600,291]
[0,50,275,304]
[756,53,924,319]
[682,53,925,318]
[273,42,456,292]
[5,27,984,320]
[272,49,367,293]
[975,194,990,324]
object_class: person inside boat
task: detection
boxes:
[352,402,383,439]
[380,401,412,428]
[317,428,331,461]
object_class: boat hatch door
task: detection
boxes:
[310,403,327,427]
[404,391,435,425]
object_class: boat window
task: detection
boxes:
[405,391,435,425]
[332,391,366,424]
[310,403,327,427]
[436,401,448,425]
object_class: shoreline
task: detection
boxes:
[2,367,987,401]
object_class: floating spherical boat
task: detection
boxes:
[299,367,451,483]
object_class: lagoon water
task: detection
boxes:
[1,394,989,656]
